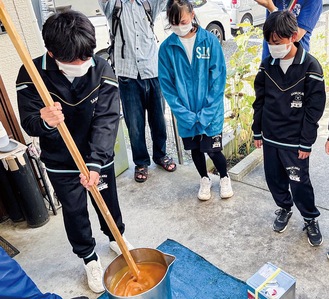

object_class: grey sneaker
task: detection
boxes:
[273,208,292,233]
[303,219,323,246]
[198,177,212,201]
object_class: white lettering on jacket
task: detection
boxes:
[91,97,98,104]
[196,47,210,59]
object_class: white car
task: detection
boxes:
[83,0,231,58]
[154,0,232,44]
[88,15,111,55]
[215,0,266,34]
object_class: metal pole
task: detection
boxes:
[171,111,184,164]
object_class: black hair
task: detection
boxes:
[42,10,96,62]
[166,0,199,28]
[263,10,298,42]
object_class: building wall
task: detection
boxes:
[0,0,44,142]
[55,0,101,16]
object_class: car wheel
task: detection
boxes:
[206,23,224,44]
[239,13,253,34]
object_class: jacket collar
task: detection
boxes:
[41,52,59,71]
[270,42,307,66]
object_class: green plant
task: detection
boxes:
[225,25,262,158]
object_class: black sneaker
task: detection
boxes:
[303,219,323,246]
[273,208,293,233]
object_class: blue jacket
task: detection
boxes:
[158,27,226,138]
[0,247,62,299]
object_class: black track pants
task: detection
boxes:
[263,143,320,219]
[47,163,125,258]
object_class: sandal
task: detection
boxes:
[154,155,177,172]
[134,165,148,183]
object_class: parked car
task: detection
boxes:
[154,0,232,44]
[55,0,231,58]
[215,0,266,34]
[88,15,111,55]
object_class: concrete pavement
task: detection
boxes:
[1,109,329,299]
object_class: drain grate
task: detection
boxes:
[0,236,19,257]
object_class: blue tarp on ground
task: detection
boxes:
[99,239,247,299]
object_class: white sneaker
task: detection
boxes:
[198,177,212,201]
[109,235,134,255]
[220,176,233,199]
[83,254,105,293]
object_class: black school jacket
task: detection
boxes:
[252,43,326,152]
[16,53,120,173]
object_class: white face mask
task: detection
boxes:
[56,59,92,77]
[171,23,193,37]
[268,43,292,59]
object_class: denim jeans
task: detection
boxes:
[118,75,167,166]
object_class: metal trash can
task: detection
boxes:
[5,150,49,228]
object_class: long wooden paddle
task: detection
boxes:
[0,0,139,278]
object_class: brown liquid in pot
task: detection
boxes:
[109,262,167,297]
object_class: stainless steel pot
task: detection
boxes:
[103,248,175,299]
